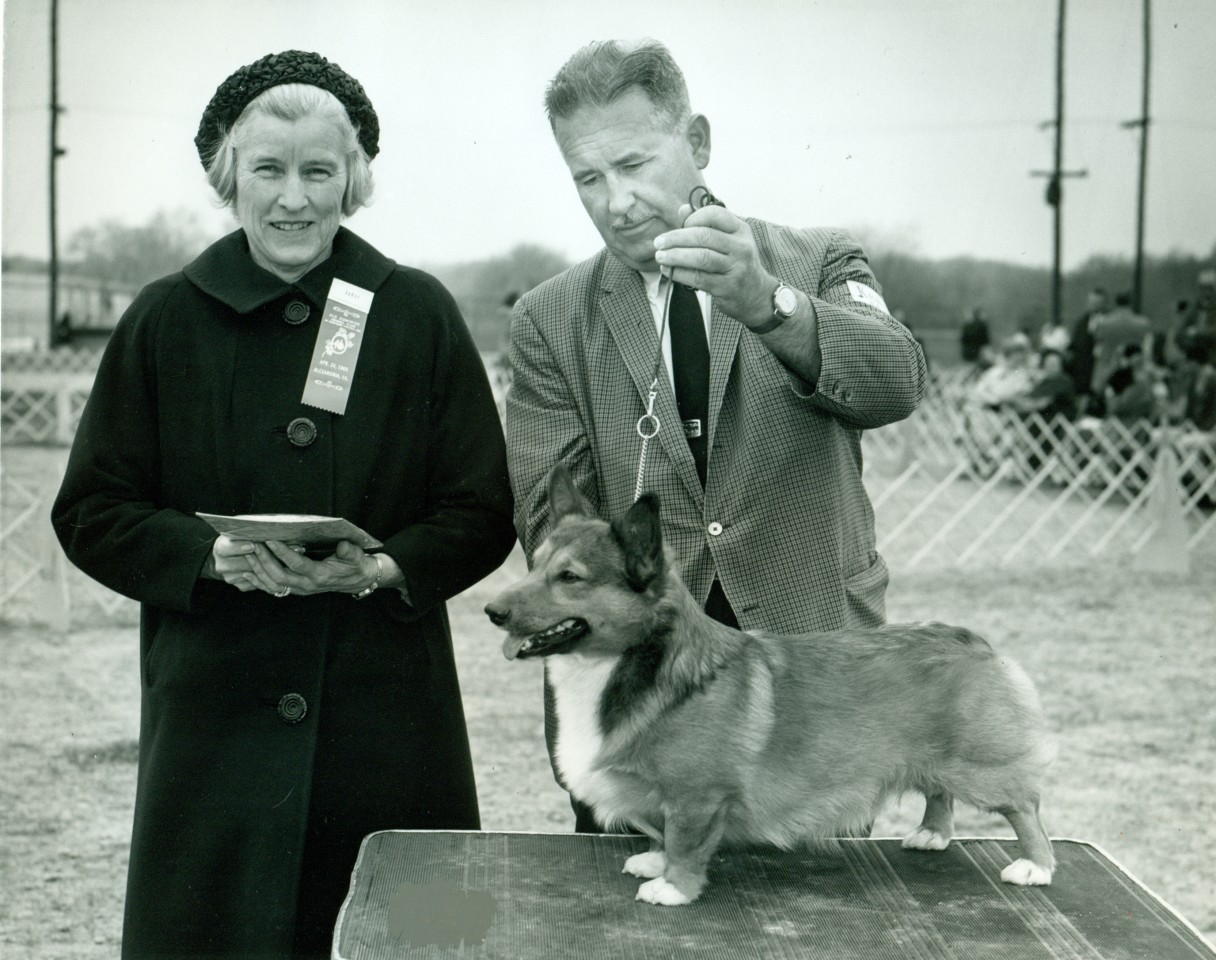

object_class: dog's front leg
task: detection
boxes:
[623,819,667,879]
[635,802,728,906]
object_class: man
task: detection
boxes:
[960,307,991,368]
[505,40,926,830]
[1068,286,1107,413]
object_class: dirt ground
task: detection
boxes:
[1,544,1213,957]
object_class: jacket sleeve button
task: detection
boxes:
[283,300,311,325]
[286,417,317,447]
[277,693,307,723]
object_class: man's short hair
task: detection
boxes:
[544,39,691,130]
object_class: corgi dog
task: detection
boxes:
[485,465,1055,906]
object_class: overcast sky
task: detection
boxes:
[3,0,1214,274]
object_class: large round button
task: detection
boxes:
[283,300,311,325]
[287,417,317,447]
[707,521,724,537]
[277,693,307,724]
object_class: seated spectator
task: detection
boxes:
[1105,352,1160,425]
[1009,349,1077,421]
[1039,317,1071,354]
[1090,292,1151,412]
[1168,337,1216,431]
[969,333,1036,409]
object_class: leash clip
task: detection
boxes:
[636,383,661,440]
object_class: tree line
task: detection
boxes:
[6,210,1211,357]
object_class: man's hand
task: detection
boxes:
[653,203,777,330]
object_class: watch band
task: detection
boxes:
[352,553,384,599]
[750,313,785,335]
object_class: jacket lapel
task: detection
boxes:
[707,300,741,451]
[597,255,704,502]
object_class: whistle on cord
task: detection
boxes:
[688,185,724,214]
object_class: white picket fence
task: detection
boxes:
[2,363,1212,627]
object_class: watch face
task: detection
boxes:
[774,285,798,317]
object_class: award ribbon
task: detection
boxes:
[301,278,374,415]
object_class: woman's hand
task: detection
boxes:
[206,534,287,593]
[246,540,392,597]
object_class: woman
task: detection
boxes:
[52,51,516,958]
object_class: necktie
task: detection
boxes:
[668,282,710,486]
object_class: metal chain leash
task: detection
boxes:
[632,186,725,501]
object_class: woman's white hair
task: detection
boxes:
[206,83,374,216]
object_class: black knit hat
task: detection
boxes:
[194,50,380,167]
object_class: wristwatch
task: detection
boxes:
[753,281,797,335]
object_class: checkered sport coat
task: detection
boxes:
[506,220,926,634]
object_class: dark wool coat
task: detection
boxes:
[52,228,516,959]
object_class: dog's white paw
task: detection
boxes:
[1000,858,1053,886]
[635,877,692,906]
[623,851,667,879]
[902,827,952,851]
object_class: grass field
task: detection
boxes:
[1,439,1213,956]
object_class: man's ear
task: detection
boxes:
[610,494,665,592]
[548,464,591,521]
[686,113,711,171]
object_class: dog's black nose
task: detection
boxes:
[484,602,509,627]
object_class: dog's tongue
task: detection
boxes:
[502,635,529,661]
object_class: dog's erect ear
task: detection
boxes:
[547,464,591,521]
[610,494,665,592]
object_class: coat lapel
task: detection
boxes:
[597,255,704,502]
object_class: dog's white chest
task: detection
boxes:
[547,655,618,799]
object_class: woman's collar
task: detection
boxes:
[183,226,397,314]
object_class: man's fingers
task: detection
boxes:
[655,224,732,254]
[681,203,739,231]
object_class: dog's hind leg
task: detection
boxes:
[902,790,954,851]
[997,801,1054,885]
[635,802,728,906]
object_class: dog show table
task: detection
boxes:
[333,831,1215,960]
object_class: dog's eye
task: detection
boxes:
[556,570,581,583]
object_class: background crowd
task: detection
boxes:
[959,270,1216,431]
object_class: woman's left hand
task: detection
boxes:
[247,540,381,597]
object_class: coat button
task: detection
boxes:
[277,693,307,724]
[287,417,317,447]
[707,521,724,536]
[283,300,311,325]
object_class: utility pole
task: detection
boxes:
[1123,0,1152,311]
[49,0,65,346]
[1031,0,1087,330]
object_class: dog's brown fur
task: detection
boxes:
[486,466,1055,905]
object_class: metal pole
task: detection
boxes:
[1052,0,1065,331]
[49,0,60,347]
[1132,0,1151,311]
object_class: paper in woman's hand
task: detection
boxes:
[197,513,383,550]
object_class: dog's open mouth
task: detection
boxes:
[502,618,589,660]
